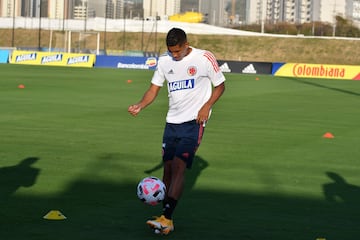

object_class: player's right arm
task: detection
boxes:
[128,83,161,116]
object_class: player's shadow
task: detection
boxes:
[0,157,40,202]
[2,156,360,240]
[290,77,360,96]
[144,155,209,192]
[323,171,360,205]
[320,171,360,238]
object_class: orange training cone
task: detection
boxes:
[18,84,25,89]
[323,132,334,138]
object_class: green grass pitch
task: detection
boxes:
[0,64,359,240]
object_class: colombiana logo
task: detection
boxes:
[168,79,195,92]
[187,66,197,76]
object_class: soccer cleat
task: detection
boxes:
[146,215,174,235]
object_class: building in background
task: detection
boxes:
[349,0,360,21]
[73,0,87,19]
[264,0,313,24]
[143,0,180,20]
[6,0,75,19]
[314,0,346,23]
[48,0,65,18]
[88,0,105,17]
[115,0,124,18]
[0,0,50,18]
[242,0,356,25]
[180,0,198,12]
[21,0,40,17]
[240,0,360,25]
[0,0,359,25]
[1,0,22,17]
[198,0,228,26]
[100,0,138,19]
[105,0,115,18]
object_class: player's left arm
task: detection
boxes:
[196,82,225,124]
[197,51,226,124]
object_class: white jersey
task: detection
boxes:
[151,47,226,124]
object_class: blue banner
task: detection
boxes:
[0,50,10,63]
[271,62,285,75]
[95,55,157,70]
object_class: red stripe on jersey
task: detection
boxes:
[204,51,220,73]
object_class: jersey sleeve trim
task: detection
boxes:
[203,51,221,73]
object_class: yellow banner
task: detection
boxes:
[274,63,360,80]
[10,51,95,68]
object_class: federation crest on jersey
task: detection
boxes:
[187,66,197,76]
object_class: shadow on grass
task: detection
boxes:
[0,156,359,240]
[289,77,360,96]
[0,157,40,201]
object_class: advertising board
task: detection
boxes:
[273,63,360,80]
[0,50,10,63]
[95,55,157,70]
[218,60,273,75]
[9,50,95,68]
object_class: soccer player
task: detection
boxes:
[128,27,225,235]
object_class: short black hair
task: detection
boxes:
[166,28,187,47]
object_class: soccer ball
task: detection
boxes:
[137,176,166,206]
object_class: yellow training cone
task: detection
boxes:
[43,210,67,220]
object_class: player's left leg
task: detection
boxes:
[147,123,177,235]
[147,157,185,235]
[162,156,186,218]
[147,121,204,235]
[167,156,187,199]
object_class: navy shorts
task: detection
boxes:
[162,120,205,168]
